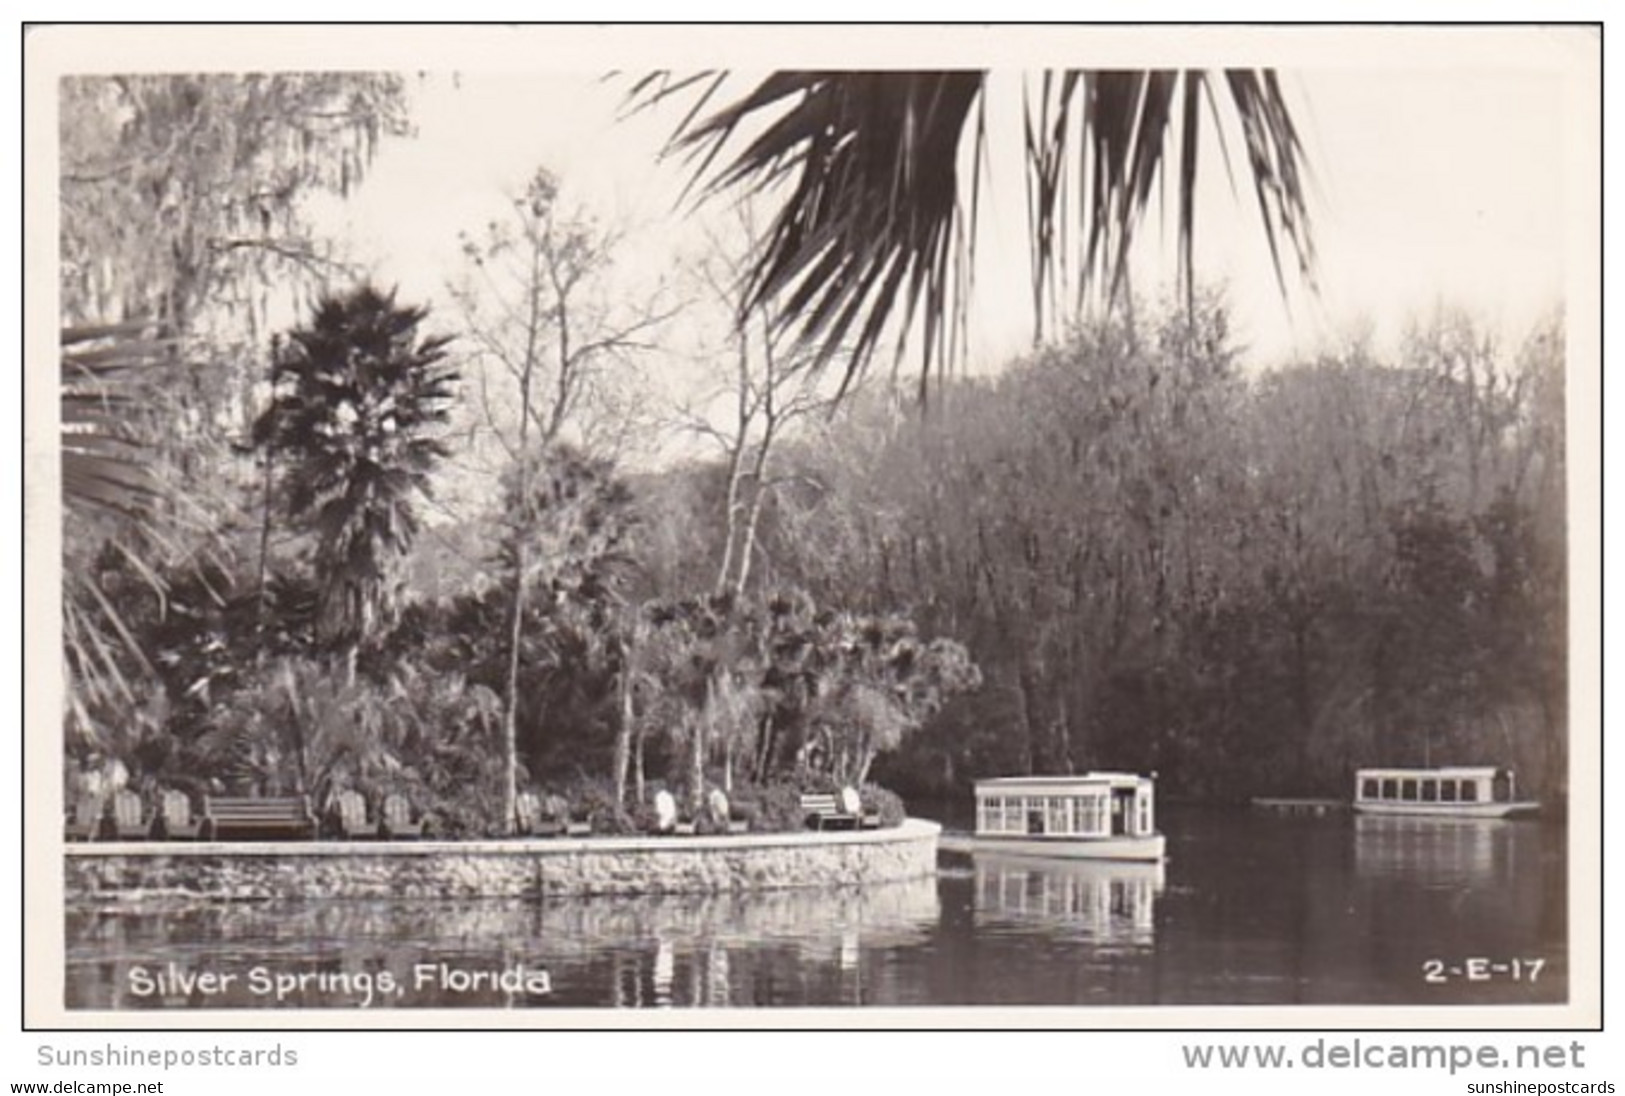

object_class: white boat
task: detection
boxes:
[971,773,1166,861]
[1352,766,1539,818]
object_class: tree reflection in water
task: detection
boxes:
[66,876,939,1009]
[63,810,1569,1008]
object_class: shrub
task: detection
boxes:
[860,783,907,827]
[726,782,808,832]
[537,773,638,835]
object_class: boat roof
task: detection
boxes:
[1355,766,1506,778]
[975,772,1152,792]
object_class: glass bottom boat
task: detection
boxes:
[1352,766,1539,818]
[971,773,1166,861]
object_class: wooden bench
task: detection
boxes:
[202,795,317,841]
[801,792,859,831]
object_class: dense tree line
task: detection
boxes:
[657,304,1567,804]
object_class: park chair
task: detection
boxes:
[657,789,698,836]
[708,788,749,834]
[662,790,698,836]
[843,786,882,829]
[160,790,203,839]
[380,793,424,839]
[333,789,373,839]
[652,789,680,835]
[64,795,104,842]
[111,789,152,840]
[535,793,588,837]
[539,793,590,837]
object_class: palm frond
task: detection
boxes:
[59,321,181,747]
[657,71,985,400]
[1222,70,1317,297]
[60,322,174,523]
[628,68,1316,396]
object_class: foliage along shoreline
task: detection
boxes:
[58,74,1567,835]
[68,296,1564,832]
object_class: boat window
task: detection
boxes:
[1440,780,1458,802]
[1136,790,1151,834]
[982,795,1020,834]
[1381,778,1398,800]
[1076,793,1107,835]
[1460,781,1478,802]
[1421,779,1438,802]
[1361,778,1379,800]
[1401,779,1418,801]
[994,797,1014,833]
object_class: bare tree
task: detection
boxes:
[448,167,678,830]
[671,211,837,598]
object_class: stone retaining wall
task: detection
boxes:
[65,819,941,901]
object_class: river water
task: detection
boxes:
[64,806,1568,1010]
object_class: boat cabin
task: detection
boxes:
[1354,766,1516,807]
[974,773,1155,839]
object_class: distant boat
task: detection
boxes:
[1352,766,1539,819]
[971,773,1166,861]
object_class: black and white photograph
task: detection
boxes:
[23,23,1600,1033]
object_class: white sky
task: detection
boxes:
[26,22,1592,436]
[312,35,1585,385]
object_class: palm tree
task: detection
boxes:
[252,285,457,675]
[492,442,635,829]
[59,321,178,748]
[628,70,1316,397]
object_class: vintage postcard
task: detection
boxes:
[23,22,1601,1034]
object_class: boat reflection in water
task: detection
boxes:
[971,851,1165,948]
[64,809,1567,1008]
[1352,812,1520,889]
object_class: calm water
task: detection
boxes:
[65,806,1568,1009]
